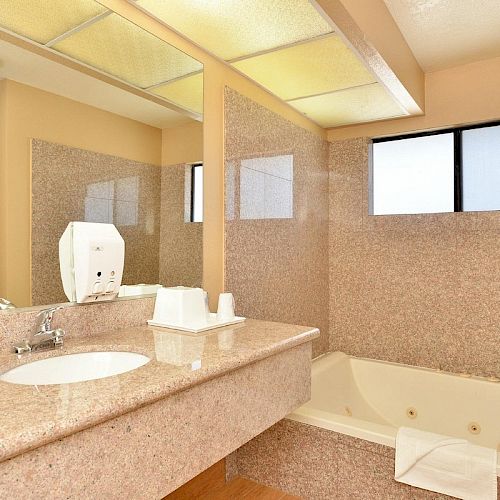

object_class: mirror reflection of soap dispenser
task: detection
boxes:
[59,222,125,304]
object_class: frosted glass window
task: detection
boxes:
[191,164,203,223]
[462,125,500,211]
[240,155,293,220]
[372,134,455,215]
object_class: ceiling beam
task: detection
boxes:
[310,0,424,117]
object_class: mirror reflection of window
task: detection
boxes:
[240,154,293,220]
[191,164,203,223]
[85,180,114,224]
[115,177,139,227]
[85,177,139,226]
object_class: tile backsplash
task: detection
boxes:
[0,297,154,352]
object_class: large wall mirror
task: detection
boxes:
[0,0,204,309]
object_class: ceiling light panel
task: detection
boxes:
[289,83,407,128]
[232,35,376,101]
[136,0,333,60]
[53,13,203,88]
[151,73,203,115]
[0,0,107,44]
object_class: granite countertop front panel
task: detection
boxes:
[0,319,318,463]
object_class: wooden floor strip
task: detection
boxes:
[164,460,299,499]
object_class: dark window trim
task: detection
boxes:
[454,129,462,212]
[372,119,500,213]
[190,163,203,223]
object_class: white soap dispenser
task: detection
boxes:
[59,222,125,304]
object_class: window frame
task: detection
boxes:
[372,119,500,213]
[190,162,203,223]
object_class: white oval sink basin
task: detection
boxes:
[0,351,150,385]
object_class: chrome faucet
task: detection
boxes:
[0,298,16,310]
[13,307,65,354]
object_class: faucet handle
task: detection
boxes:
[35,306,63,332]
[13,340,31,354]
[37,305,62,319]
[52,328,65,348]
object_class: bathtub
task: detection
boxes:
[288,351,500,476]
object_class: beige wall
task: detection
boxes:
[162,121,203,167]
[0,79,162,307]
[328,56,500,140]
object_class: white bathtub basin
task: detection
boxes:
[288,351,500,475]
[0,351,150,385]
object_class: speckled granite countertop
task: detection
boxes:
[0,319,318,463]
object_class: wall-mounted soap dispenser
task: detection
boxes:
[59,222,125,304]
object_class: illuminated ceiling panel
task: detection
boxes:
[151,73,203,115]
[53,13,203,88]
[136,0,333,60]
[289,83,407,128]
[232,35,376,101]
[0,0,107,44]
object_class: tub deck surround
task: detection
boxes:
[230,353,500,498]
[0,319,319,463]
[288,352,500,459]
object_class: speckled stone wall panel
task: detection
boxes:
[0,296,154,351]
[329,137,500,377]
[233,419,492,499]
[159,164,202,287]
[0,343,312,500]
[31,140,161,306]
[224,88,329,357]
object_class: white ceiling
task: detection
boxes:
[384,0,500,72]
[0,39,192,128]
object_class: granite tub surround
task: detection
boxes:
[160,163,203,287]
[0,319,318,464]
[329,137,500,377]
[31,139,161,306]
[224,87,329,357]
[230,419,482,500]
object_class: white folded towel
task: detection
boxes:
[395,427,497,500]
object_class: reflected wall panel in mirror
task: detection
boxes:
[0,1,203,309]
